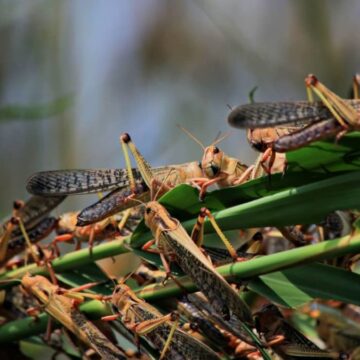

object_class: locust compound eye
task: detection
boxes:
[213,146,220,154]
[145,207,151,215]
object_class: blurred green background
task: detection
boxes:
[1,0,359,218]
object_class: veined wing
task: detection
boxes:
[16,196,65,228]
[1,196,65,238]
[76,183,148,226]
[162,226,253,326]
[228,100,360,129]
[26,168,143,196]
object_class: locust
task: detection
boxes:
[130,263,258,356]
[177,126,255,199]
[227,74,360,153]
[176,292,259,358]
[27,163,204,226]
[255,304,340,359]
[120,132,254,327]
[21,273,133,360]
[0,196,64,267]
[26,127,258,225]
[309,303,360,357]
[105,282,221,360]
[51,207,143,255]
[179,127,310,248]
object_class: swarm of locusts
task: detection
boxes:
[1,74,360,359]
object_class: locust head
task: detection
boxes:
[144,201,178,235]
[201,145,224,178]
[177,125,230,179]
[21,273,56,303]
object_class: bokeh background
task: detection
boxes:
[1,0,360,218]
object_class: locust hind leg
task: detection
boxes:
[353,73,360,99]
[191,207,243,262]
[0,200,25,263]
[132,312,180,360]
[121,132,176,201]
[120,133,155,192]
[306,74,359,130]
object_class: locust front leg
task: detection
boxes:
[190,176,225,201]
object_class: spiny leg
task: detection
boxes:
[353,73,360,99]
[0,200,25,263]
[121,132,174,199]
[132,311,180,360]
[259,147,276,177]
[120,133,154,190]
[49,233,74,257]
[306,74,359,128]
[15,217,41,265]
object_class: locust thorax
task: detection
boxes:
[111,284,134,311]
[201,145,223,178]
[144,202,178,235]
[57,212,79,233]
[21,274,54,302]
[247,128,275,152]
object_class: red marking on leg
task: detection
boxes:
[335,127,349,142]
[266,334,285,346]
[54,234,74,243]
[101,314,121,322]
[142,239,157,252]
[88,227,95,255]
[26,307,41,319]
[45,317,52,342]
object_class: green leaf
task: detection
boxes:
[20,338,57,360]
[287,132,360,172]
[248,263,360,307]
[56,263,114,296]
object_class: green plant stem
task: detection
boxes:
[1,232,359,344]
[136,232,360,300]
[0,237,130,285]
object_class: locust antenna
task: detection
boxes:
[153,168,174,201]
[213,131,222,143]
[177,124,205,150]
[128,197,146,207]
[226,104,233,110]
[211,131,232,147]
[118,269,137,285]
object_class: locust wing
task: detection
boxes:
[26,168,143,196]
